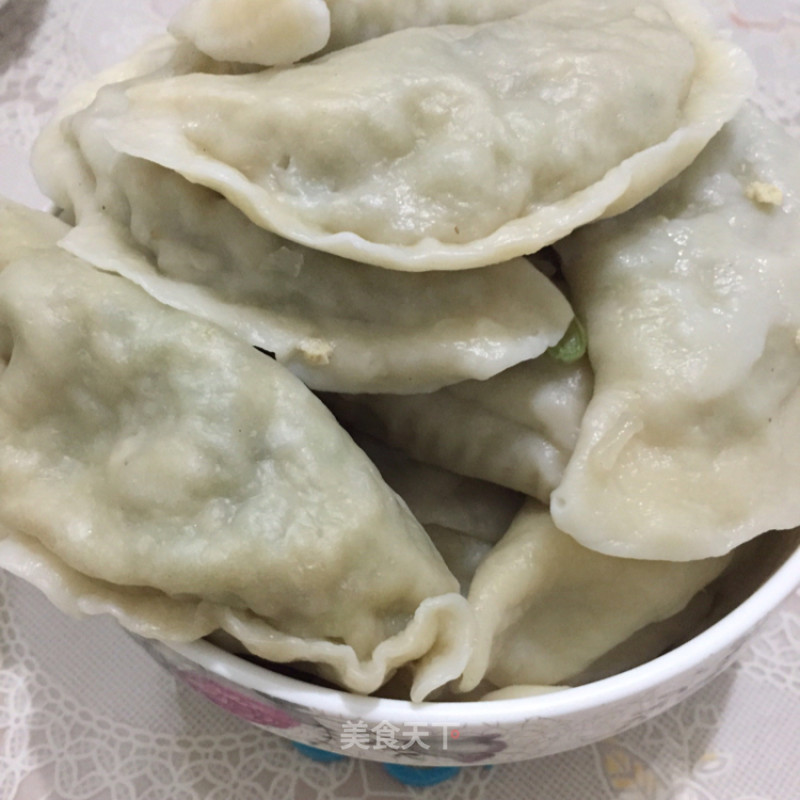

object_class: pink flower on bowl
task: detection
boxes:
[179,669,301,729]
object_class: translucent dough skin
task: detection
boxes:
[552,106,800,561]
[0,203,471,699]
[62,0,754,270]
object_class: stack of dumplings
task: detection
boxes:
[0,0,798,702]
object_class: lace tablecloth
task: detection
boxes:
[1,1,800,798]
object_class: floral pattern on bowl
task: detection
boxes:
[134,627,753,767]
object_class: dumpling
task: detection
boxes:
[33,35,574,394]
[458,500,731,691]
[349,434,523,594]
[34,145,573,393]
[352,434,523,546]
[325,356,593,501]
[551,106,800,561]
[33,30,286,220]
[0,200,472,701]
[168,0,557,67]
[64,0,753,270]
[169,0,332,67]
[321,0,547,56]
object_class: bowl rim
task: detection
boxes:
[164,536,800,726]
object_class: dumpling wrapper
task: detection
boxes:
[325,356,593,502]
[33,40,574,394]
[167,0,559,67]
[551,105,800,561]
[169,0,332,66]
[459,500,731,691]
[0,201,472,701]
[73,0,754,270]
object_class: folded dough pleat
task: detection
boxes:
[0,201,473,701]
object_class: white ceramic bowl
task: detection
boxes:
[136,530,800,767]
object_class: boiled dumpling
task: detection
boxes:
[352,434,523,546]
[168,0,554,67]
[35,146,573,393]
[459,500,731,691]
[33,35,574,394]
[66,0,753,270]
[551,106,800,561]
[349,434,522,594]
[0,200,472,701]
[169,0,332,66]
[325,356,593,501]
[169,0,649,69]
